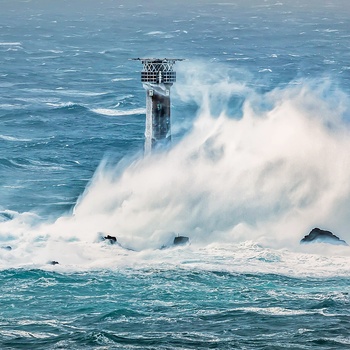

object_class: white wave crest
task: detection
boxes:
[0,42,22,46]
[0,135,32,142]
[111,78,134,82]
[46,102,77,108]
[91,108,145,116]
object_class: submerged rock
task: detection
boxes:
[173,236,190,246]
[300,228,348,246]
[1,246,12,251]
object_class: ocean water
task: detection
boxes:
[1,0,350,348]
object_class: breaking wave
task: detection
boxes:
[91,108,146,117]
[0,135,32,142]
[1,63,350,273]
[70,67,350,252]
[46,103,144,117]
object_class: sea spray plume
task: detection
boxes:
[173,61,251,120]
[67,74,350,251]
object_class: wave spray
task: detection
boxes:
[70,64,350,251]
[1,63,350,270]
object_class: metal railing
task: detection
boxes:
[132,58,184,83]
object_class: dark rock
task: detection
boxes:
[49,261,59,265]
[159,235,190,249]
[301,228,348,246]
[173,236,189,246]
[1,246,12,251]
[104,235,117,244]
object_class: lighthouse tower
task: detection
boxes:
[133,58,183,154]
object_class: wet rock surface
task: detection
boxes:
[301,228,348,246]
[173,236,190,246]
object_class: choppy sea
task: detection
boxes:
[1,0,350,348]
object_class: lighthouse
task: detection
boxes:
[133,58,183,154]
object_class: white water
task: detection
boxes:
[1,64,350,274]
[91,107,146,117]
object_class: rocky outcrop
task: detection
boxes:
[49,261,59,265]
[300,228,348,246]
[100,233,189,250]
[104,235,117,244]
[173,236,189,246]
[160,235,190,249]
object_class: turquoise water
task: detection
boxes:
[1,0,350,348]
[1,269,350,349]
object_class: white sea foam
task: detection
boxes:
[145,31,165,35]
[259,68,272,72]
[144,31,174,38]
[0,103,22,109]
[46,101,77,108]
[0,135,32,142]
[237,307,313,316]
[91,108,145,116]
[111,78,134,82]
[55,90,111,97]
[38,49,63,54]
[0,42,22,46]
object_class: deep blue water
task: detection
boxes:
[1,0,350,349]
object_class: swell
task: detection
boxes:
[0,157,65,171]
[0,270,349,349]
[33,102,144,118]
